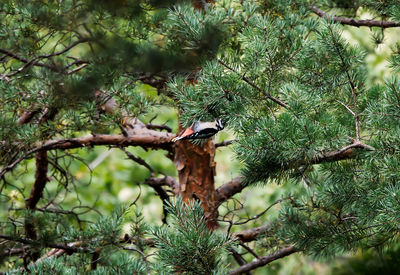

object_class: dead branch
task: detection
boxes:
[312,6,400,28]
[229,245,298,275]
[231,198,288,226]
[0,131,174,179]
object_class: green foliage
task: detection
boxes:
[152,197,232,275]
[3,200,232,274]
[3,0,400,274]
[170,0,400,259]
[91,252,146,275]
[0,0,226,164]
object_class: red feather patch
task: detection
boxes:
[180,127,194,138]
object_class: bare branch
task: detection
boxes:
[144,175,179,194]
[232,198,287,226]
[145,123,172,132]
[0,234,89,253]
[0,247,29,258]
[121,147,155,174]
[17,109,41,125]
[144,176,174,223]
[25,151,48,210]
[228,248,250,275]
[66,63,88,74]
[137,73,168,94]
[235,224,271,242]
[37,39,90,59]
[0,131,174,179]
[239,242,260,259]
[215,176,247,205]
[229,246,298,275]
[308,141,374,165]
[312,6,400,29]
[336,100,356,116]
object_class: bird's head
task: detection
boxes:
[215,118,224,131]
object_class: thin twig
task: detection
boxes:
[215,140,235,147]
[218,59,289,108]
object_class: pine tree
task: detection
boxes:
[2,0,400,274]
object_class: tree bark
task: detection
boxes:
[174,139,219,229]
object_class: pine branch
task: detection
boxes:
[0,234,89,253]
[229,246,298,275]
[145,123,172,132]
[228,248,250,275]
[215,176,246,205]
[327,24,361,141]
[0,247,29,258]
[25,151,48,210]
[24,151,48,262]
[17,109,41,125]
[0,38,90,78]
[144,175,179,194]
[144,176,174,223]
[307,141,374,165]
[0,132,174,179]
[0,233,155,261]
[312,6,400,28]
[123,142,178,223]
[218,59,289,108]
[235,224,271,242]
[1,91,173,179]
[121,147,155,174]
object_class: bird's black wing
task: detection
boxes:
[180,128,218,140]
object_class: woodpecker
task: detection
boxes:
[172,118,224,142]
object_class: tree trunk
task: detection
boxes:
[173,139,219,229]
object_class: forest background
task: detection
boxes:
[2,0,400,274]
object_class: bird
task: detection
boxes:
[172,118,224,142]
